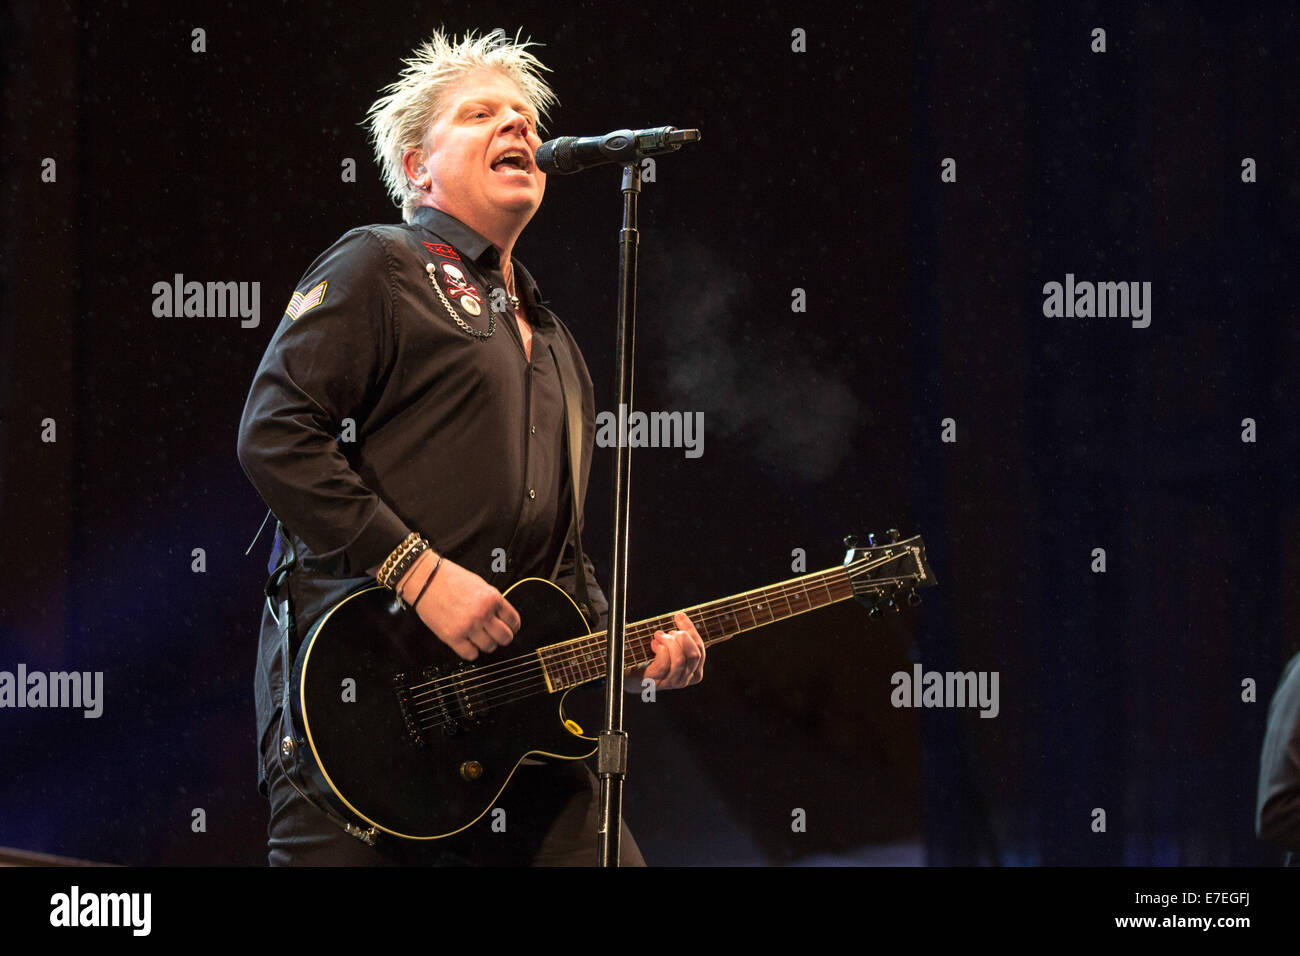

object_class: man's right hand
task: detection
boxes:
[390,550,520,660]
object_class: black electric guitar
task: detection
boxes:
[281,533,936,842]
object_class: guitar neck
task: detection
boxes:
[536,564,859,692]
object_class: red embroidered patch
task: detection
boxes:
[424,242,460,260]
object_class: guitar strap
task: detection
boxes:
[548,339,597,628]
[265,520,379,847]
[259,519,297,748]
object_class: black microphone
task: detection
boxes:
[535,126,701,175]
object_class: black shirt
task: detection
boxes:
[237,207,607,789]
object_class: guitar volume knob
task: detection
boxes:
[459,760,484,781]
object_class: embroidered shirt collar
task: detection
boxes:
[410,206,545,308]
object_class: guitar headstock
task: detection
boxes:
[842,530,937,615]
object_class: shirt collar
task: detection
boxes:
[410,205,545,308]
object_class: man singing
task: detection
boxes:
[236,28,704,866]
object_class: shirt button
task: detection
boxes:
[528,489,536,500]
[530,424,536,434]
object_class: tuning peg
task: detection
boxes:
[843,535,858,548]
[867,605,882,621]
[907,589,922,607]
[867,533,877,547]
[887,528,900,543]
[888,597,901,612]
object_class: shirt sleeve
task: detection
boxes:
[236,227,410,577]
[1257,653,1300,852]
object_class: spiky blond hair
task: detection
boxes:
[366,28,558,221]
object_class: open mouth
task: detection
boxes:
[490,149,531,175]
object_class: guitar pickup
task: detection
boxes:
[394,666,478,741]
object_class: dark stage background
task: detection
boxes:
[1,1,1297,866]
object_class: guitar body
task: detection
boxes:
[287,577,598,841]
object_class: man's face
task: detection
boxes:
[420,69,546,236]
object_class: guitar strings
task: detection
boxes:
[403,560,916,723]
[404,561,917,712]
[407,589,898,729]
[404,555,920,728]
[400,569,862,723]
[404,568,921,726]
[403,564,862,706]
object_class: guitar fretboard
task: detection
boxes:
[536,564,858,692]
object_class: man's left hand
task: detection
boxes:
[623,611,705,693]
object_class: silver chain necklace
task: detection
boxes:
[424,262,495,339]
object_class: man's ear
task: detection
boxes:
[401,147,428,189]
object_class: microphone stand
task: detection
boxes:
[553,126,698,867]
[596,160,640,867]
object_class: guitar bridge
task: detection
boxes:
[392,671,429,747]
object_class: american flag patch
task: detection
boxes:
[285,280,328,320]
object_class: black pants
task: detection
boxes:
[262,731,645,866]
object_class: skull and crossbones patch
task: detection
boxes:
[437,263,483,316]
